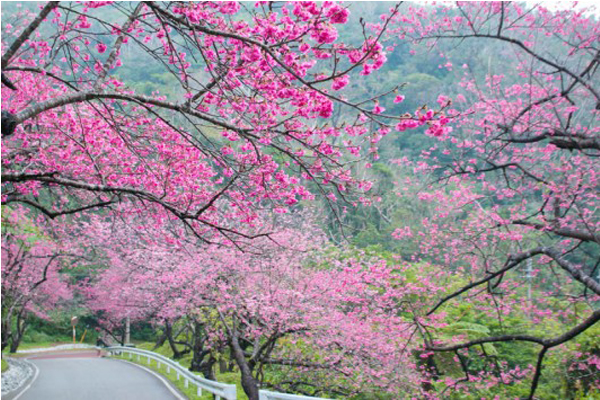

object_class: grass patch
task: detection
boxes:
[17,341,72,350]
[1,358,9,373]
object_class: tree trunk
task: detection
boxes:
[219,358,228,373]
[190,321,212,377]
[227,347,235,372]
[2,310,12,351]
[1,299,14,352]
[165,320,187,359]
[198,355,217,380]
[230,333,259,400]
[124,316,131,345]
[153,329,167,350]
[9,334,21,353]
[1,319,11,352]
[9,311,27,353]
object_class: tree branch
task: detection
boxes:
[1,2,59,70]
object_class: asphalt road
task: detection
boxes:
[15,353,183,400]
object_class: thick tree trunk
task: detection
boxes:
[189,321,216,379]
[124,316,131,345]
[9,312,27,353]
[153,329,167,350]
[9,334,21,353]
[1,298,14,352]
[196,355,216,381]
[228,347,237,372]
[1,319,11,352]
[165,320,188,359]
[219,358,228,373]
[230,333,259,400]
[156,320,191,359]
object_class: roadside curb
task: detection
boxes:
[1,357,37,400]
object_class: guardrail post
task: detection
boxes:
[176,371,180,380]
[137,354,140,361]
[224,385,237,400]
[197,386,202,396]
[147,356,150,365]
[184,378,189,388]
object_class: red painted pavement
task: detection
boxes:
[26,350,105,359]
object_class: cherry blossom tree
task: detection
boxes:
[78,213,434,399]
[1,206,73,352]
[388,2,599,398]
[0,1,455,245]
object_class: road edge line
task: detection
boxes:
[113,358,186,400]
[11,361,39,400]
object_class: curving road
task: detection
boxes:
[13,351,183,400]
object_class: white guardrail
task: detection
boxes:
[105,346,237,400]
[259,390,330,400]
[105,346,330,400]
